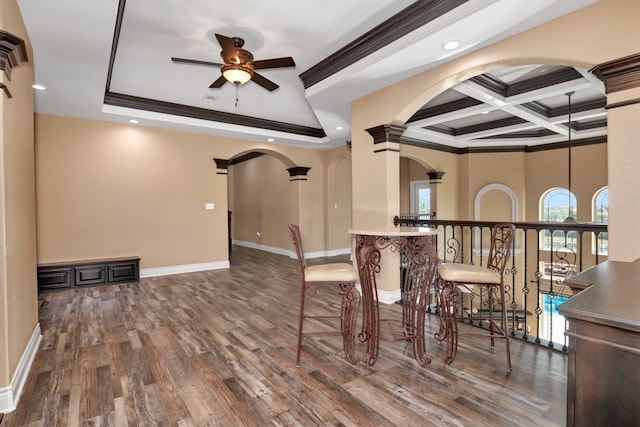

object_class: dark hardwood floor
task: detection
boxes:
[2,246,567,426]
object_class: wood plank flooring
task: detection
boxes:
[2,246,567,426]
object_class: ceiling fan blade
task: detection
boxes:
[252,57,296,70]
[209,75,227,89]
[215,33,240,64]
[251,72,279,92]
[171,57,223,67]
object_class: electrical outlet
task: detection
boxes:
[256,231,261,238]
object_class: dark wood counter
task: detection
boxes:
[558,260,640,427]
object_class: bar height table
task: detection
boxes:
[349,227,438,366]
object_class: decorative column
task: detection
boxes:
[427,171,445,218]
[287,167,311,181]
[213,158,231,254]
[0,30,29,98]
[352,123,405,301]
[213,158,229,175]
[591,53,640,261]
[287,166,313,252]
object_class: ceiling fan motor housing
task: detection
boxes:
[222,48,254,66]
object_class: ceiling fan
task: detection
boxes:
[171,33,295,92]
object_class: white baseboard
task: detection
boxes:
[0,324,42,414]
[233,240,291,256]
[232,240,351,260]
[355,284,401,305]
[325,248,352,257]
[140,261,230,278]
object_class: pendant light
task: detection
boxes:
[563,91,577,224]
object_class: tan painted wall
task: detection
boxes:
[35,115,231,268]
[461,152,526,221]
[0,0,39,388]
[353,0,637,259]
[399,157,431,214]
[324,147,352,250]
[607,86,640,261]
[525,144,608,223]
[36,114,351,265]
[228,145,353,253]
[230,154,292,249]
[400,146,459,219]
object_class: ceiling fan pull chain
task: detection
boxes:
[235,83,239,107]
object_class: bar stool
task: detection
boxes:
[436,223,516,372]
[289,224,360,367]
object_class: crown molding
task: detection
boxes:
[0,30,29,81]
[591,53,640,94]
[299,0,469,89]
[104,92,326,138]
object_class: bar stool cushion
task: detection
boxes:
[305,263,358,282]
[438,263,501,285]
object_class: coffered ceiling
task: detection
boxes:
[404,64,607,151]
[16,0,602,151]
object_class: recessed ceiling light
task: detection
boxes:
[129,119,139,124]
[32,84,46,90]
[335,126,344,130]
[441,40,461,51]
[202,95,217,102]
[482,111,490,115]
[267,138,275,142]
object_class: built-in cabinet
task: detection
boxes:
[37,257,140,292]
[559,260,640,427]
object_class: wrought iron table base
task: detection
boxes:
[434,277,460,365]
[353,233,437,367]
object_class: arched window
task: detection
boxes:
[540,188,577,250]
[592,187,608,254]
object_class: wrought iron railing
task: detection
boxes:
[394,216,608,352]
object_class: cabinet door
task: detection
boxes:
[108,262,138,283]
[37,268,73,290]
[75,265,107,286]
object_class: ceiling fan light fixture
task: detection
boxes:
[222,64,252,85]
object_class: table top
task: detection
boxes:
[557,259,640,333]
[348,226,437,237]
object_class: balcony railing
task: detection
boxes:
[394,216,608,352]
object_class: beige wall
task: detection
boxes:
[525,144,608,224]
[36,114,353,266]
[0,0,39,390]
[230,154,292,249]
[353,0,637,260]
[607,86,640,261]
[35,115,231,269]
[399,157,430,214]
[228,145,353,254]
[2,0,635,404]
[324,147,352,251]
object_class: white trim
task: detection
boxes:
[140,261,229,278]
[356,284,401,305]
[410,180,431,214]
[473,183,519,253]
[233,240,291,256]
[0,324,42,414]
[325,248,352,257]
[233,240,351,259]
[474,183,518,222]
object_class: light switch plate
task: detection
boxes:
[205,203,215,210]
